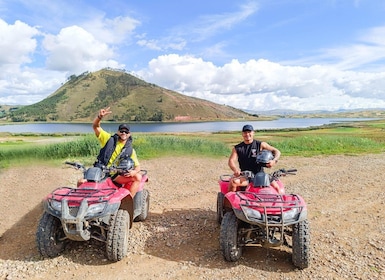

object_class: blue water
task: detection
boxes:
[0,118,376,133]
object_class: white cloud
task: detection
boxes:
[0,67,63,105]
[82,15,140,45]
[136,2,258,53]
[1,5,385,112]
[188,1,259,41]
[0,18,126,105]
[138,54,385,112]
[137,39,162,51]
[42,25,123,72]
[0,19,57,105]
[0,19,39,65]
[290,26,385,72]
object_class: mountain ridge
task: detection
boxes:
[6,68,257,123]
[2,68,384,122]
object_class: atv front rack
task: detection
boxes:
[49,187,118,206]
[236,191,306,227]
[45,187,120,241]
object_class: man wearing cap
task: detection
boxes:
[228,124,281,192]
[78,107,142,197]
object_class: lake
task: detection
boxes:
[0,118,376,134]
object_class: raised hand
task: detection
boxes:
[99,107,112,118]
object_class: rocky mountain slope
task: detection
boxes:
[8,68,254,123]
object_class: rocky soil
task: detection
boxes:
[0,154,384,280]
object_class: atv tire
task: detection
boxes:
[220,211,242,262]
[134,189,150,222]
[292,219,310,269]
[106,209,130,262]
[216,192,224,224]
[36,212,66,258]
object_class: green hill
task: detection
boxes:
[7,68,255,123]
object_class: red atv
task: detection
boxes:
[36,159,149,262]
[217,167,310,269]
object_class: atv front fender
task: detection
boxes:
[119,195,134,228]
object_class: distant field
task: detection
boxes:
[0,119,384,169]
[282,109,385,119]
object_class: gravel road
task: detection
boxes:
[1,154,384,280]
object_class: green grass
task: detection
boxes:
[134,135,231,159]
[0,134,231,168]
[1,119,384,168]
[270,135,383,156]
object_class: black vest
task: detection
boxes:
[235,139,263,174]
[94,134,133,167]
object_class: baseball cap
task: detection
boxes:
[242,124,254,132]
[118,124,130,132]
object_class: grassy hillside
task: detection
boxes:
[0,105,22,119]
[7,68,255,123]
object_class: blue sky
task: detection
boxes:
[1,0,385,112]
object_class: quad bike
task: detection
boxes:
[36,159,149,262]
[217,167,310,269]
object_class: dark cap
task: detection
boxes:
[242,124,254,132]
[118,124,130,132]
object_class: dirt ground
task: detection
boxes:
[0,154,384,280]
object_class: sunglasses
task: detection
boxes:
[119,130,130,134]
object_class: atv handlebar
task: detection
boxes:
[220,168,297,182]
[65,161,86,171]
[279,168,297,175]
[65,161,120,174]
[270,168,297,180]
[65,161,148,176]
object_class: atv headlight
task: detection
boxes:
[87,203,106,215]
[50,200,62,211]
[282,208,299,221]
[243,207,262,220]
